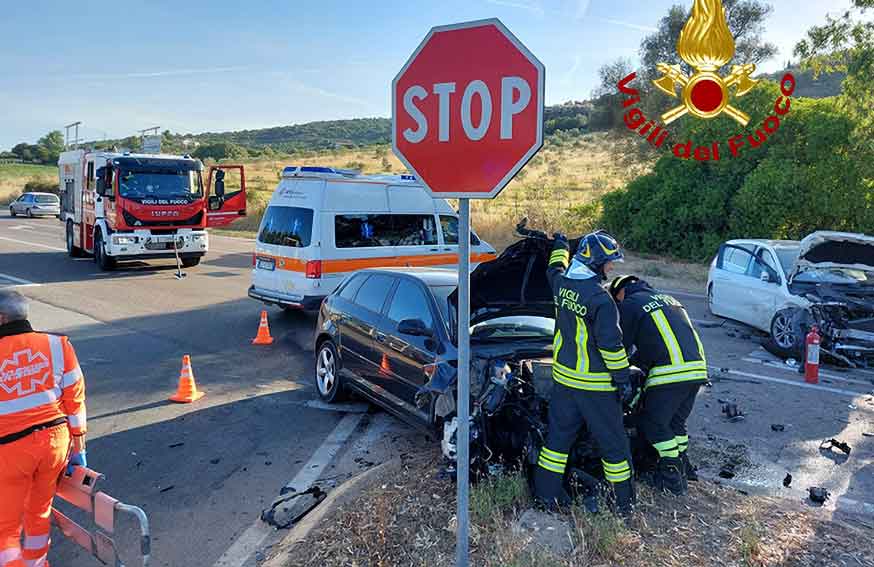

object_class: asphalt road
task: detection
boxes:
[0,213,360,566]
[2,212,872,566]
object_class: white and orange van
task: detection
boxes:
[248,166,497,310]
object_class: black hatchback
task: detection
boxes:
[313,268,460,427]
[313,235,562,430]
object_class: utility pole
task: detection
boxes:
[64,122,82,150]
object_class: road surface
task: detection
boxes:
[2,212,871,566]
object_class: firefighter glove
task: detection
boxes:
[616,380,635,407]
[67,450,87,475]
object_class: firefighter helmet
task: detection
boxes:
[575,230,624,271]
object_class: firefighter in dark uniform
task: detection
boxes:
[609,275,707,495]
[533,231,636,515]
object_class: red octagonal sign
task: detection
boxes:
[392,19,545,199]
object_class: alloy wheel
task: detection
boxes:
[772,313,795,349]
[316,346,336,395]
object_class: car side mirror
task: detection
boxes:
[759,271,770,283]
[214,170,225,198]
[398,318,432,337]
[208,196,223,211]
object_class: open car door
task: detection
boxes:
[205,165,247,227]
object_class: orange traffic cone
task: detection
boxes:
[170,355,205,403]
[252,310,274,345]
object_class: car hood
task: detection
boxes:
[450,236,576,325]
[790,231,874,280]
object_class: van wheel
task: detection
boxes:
[315,340,345,403]
[9,207,16,217]
[66,221,83,258]
[181,257,201,268]
[94,232,116,271]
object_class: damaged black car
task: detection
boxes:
[313,227,657,495]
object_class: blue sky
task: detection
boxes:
[0,0,852,150]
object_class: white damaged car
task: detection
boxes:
[707,231,874,367]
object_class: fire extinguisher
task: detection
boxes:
[804,325,821,384]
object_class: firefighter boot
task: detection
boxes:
[532,467,572,511]
[655,457,687,495]
[612,479,636,518]
[680,452,698,482]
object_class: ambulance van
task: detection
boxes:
[248,166,497,310]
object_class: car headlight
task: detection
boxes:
[192,233,207,241]
[113,235,137,245]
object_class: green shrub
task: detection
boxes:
[600,81,874,260]
[24,180,59,195]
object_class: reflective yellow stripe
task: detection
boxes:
[604,470,632,483]
[598,348,627,361]
[553,373,616,392]
[541,447,568,462]
[601,459,630,472]
[550,249,570,266]
[680,309,708,364]
[604,359,630,371]
[648,360,707,377]
[675,435,689,453]
[653,439,679,458]
[651,310,683,365]
[575,316,588,374]
[554,329,564,364]
[646,370,709,388]
[538,458,565,474]
[553,365,611,381]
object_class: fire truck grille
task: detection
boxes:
[123,209,203,228]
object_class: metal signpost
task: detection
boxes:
[392,18,544,566]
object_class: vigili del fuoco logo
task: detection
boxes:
[615,0,796,161]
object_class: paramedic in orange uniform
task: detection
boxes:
[0,291,87,567]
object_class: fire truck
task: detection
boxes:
[58,150,246,270]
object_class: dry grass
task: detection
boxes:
[0,164,56,204]
[220,132,652,248]
[282,452,874,567]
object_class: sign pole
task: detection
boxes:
[456,197,471,567]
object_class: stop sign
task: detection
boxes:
[392,19,545,199]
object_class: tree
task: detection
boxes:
[593,58,635,99]
[794,0,874,160]
[640,0,777,82]
[35,130,64,164]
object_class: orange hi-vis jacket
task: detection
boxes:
[0,321,86,439]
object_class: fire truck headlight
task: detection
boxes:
[113,235,137,245]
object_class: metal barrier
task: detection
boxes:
[52,467,151,567]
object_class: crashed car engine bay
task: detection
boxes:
[772,232,874,368]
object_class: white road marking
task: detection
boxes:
[8,225,35,230]
[0,235,65,251]
[742,357,874,387]
[712,366,865,398]
[212,412,364,567]
[0,272,39,287]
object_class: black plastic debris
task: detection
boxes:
[820,438,852,456]
[771,424,785,432]
[262,486,326,528]
[718,465,735,479]
[808,487,830,504]
[783,474,792,487]
[722,403,744,422]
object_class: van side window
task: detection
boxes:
[335,215,437,248]
[439,215,481,245]
[259,206,314,247]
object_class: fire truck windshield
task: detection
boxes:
[118,170,203,202]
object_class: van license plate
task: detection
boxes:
[257,257,275,271]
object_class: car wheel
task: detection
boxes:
[706,284,714,315]
[9,207,16,217]
[94,232,116,271]
[181,257,201,268]
[764,308,806,359]
[66,221,83,258]
[315,340,345,403]
[26,208,33,218]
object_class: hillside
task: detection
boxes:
[759,67,845,98]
